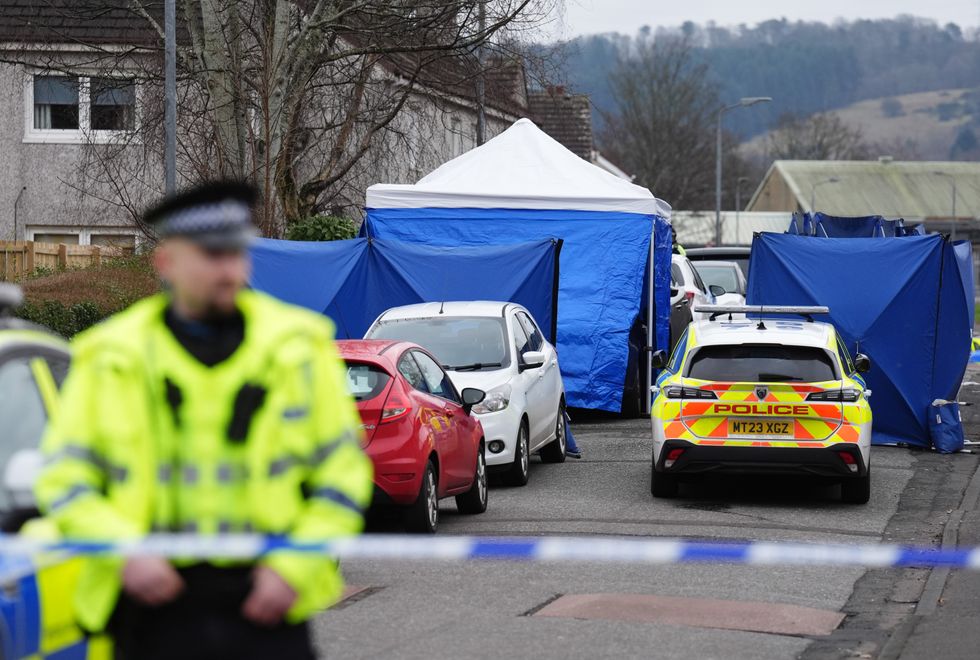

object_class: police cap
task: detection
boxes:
[143,181,258,249]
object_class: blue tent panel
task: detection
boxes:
[953,240,975,328]
[363,206,667,413]
[747,233,970,447]
[250,238,559,342]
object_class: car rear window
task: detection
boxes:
[367,316,510,371]
[344,362,391,401]
[694,265,740,294]
[686,344,838,382]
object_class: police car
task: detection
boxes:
[650,305,873,503]
[0,284,111,660]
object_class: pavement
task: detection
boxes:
[310,369,980,659]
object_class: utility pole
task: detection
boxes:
[475,1,487,146]
[164,0,176,194]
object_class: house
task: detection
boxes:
[747,159,980,236]
[0,2,535,243]
[0,2,627,244]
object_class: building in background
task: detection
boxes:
[747,159,980,234]
[527,87,632,180]
[671,211,792,247]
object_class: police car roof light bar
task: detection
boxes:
[694,305,831,323]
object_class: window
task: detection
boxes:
[695,265,740,294]
[90,233,136,250]
[411,351,459,403]
[687,345,838,383]
[0,356,48,511]
[671,263,684,286]
[27,226,138,251]
[27,74,137,142]
[397,353,427,393]
[32,232,80,245]
[836,336,856,375]
[33,76,79,130]
[517,312,544,351]
[368,316,509,371]
[688,261,708,293]
[512,316,531,363]
[90,78,135,131]
[667,328,689,373]
[344,362,391,402]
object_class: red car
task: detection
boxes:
[337,340,488,533]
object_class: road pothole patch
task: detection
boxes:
[532,593,844,637]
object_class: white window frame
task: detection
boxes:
[26,225,141,248]
[23,71,142,145]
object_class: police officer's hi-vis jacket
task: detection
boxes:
[34,290,374,633]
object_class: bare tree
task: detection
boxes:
[766,112,871,161]
[597,36,748,210]
[6,1,557,237]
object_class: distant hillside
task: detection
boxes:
[740,88,980,161]
[545,17,980,142]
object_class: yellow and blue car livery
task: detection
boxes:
[0,316,109,660]
[650,305,873,503]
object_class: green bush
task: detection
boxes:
[17,300,106,338]
[286,215,358,242]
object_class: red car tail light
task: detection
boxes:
[837,451,859,472]
[684,291,695,303]
[664,448,685,469]
[381,394,411,424]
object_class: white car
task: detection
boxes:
[365,301,566,486]
[672,254,720,321]
[692,260,747,307]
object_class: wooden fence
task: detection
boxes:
[0,241,128,281]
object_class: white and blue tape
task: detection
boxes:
[2,534,980,583]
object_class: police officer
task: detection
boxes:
[35,181,373,659]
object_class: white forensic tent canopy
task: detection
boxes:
[367,118,671,217]
[364,118,671,414]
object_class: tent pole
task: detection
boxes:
[645,227,655,415]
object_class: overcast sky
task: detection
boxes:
[550,0,980,39]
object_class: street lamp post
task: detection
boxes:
[735,176,748,245]
[716,97,771,246]
[810,177,840,215]
[933,171,957,241]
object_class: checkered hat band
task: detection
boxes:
[158,200,251,236]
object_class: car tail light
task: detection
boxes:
[807,389,861,402]
[664,448,685,469]
[684,291,695,303]
[381,394,411,424]
[837,451,859,473]
[664,386,717,400]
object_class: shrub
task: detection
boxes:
[17,300,105,338]
[286,215,358,242]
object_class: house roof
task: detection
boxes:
[749,159,980,219]
[0,1,165,46]
[0,2,528,118]
[527,89,593,160]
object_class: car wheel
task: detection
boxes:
[539,401,567,464]
[650,450,678,498]
[406,461,439,533]
[502,420,530,487]
[456,446,489,514]
[841,469,871,504]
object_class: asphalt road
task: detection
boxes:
[310,372,980,659]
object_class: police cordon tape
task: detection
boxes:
[2,534,980,582]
